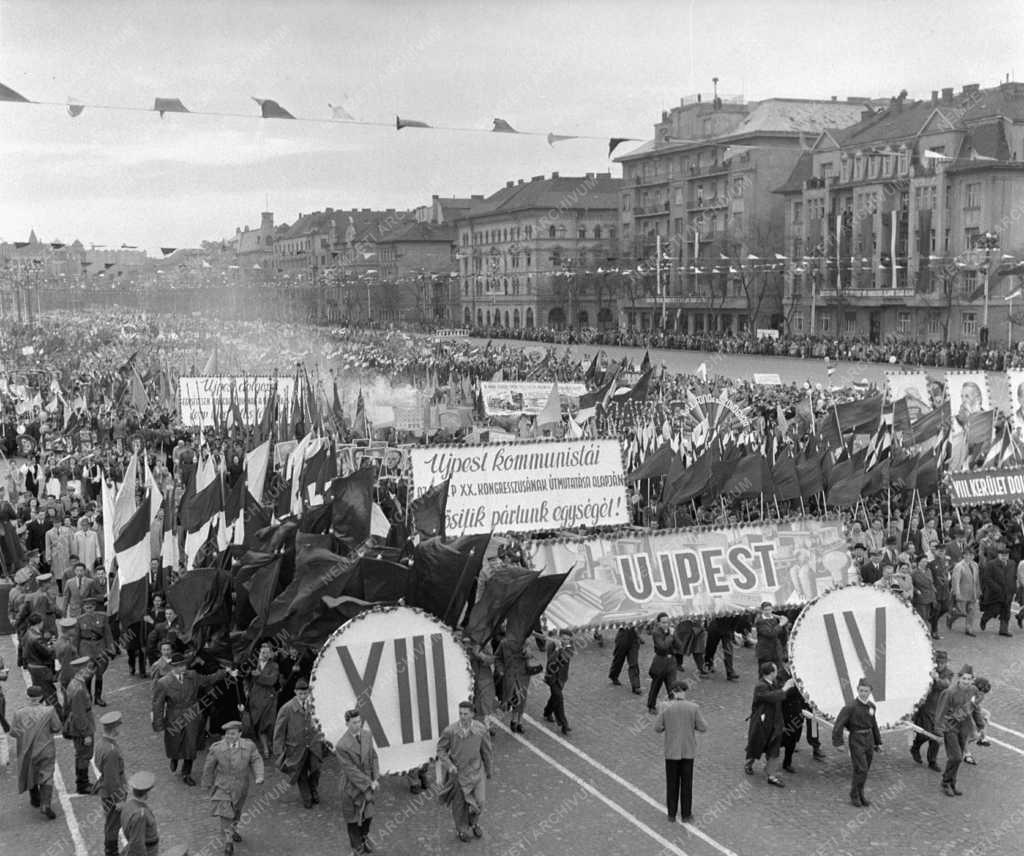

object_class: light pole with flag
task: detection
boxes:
[1006,287,1022,350]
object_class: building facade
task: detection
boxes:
[373,221,457,324]
[616,92,869,333]
[455,172,623,330]
[778,81,1024,345]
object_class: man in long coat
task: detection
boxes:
[744,661,794,787]
[202,720,264,855]
[979,545,1017,636]
[94,710,127,856]
[438,700,493,842]
[63,656,96,794]
[11,685,63,819]
[77,596,114,705]
[272,678,326,808]
[244,642,279,758]
[336,709,380,855]
[152,653,229,785]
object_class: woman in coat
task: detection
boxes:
[744,662,795,787]
[245,642,280,758]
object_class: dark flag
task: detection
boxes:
[329,467,375,548]
[408,537,466,621]
[772,450,801,501]
[264,547,361,636]
[502,573,570,651]
[627,443,675,482]
[464,565,536,645]
[443,534,490,627]
[359,556,412,603]
[410,479,449,538]
[664,443,716,505]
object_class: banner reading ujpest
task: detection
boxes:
[528,519,854,630]
[409,440,628,535]
[178,376,295,427]
[947,467,1024,506]
[479,381,588,418]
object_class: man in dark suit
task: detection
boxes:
[744,662,794,787]
[859,549,883,585]
[979,545,1016,637]
[608,625,642,694]
[654,680,707,824]
[754,602,788,670]
[646,613,677,715]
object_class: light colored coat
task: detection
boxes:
[952,558,980,602]
[335,727,379,823]
[11,702,62,792]
[654,698,707,760]
[272,697,326,783]
[201,737,264,818]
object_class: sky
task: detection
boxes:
[2,0,1023,255]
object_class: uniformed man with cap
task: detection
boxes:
[63,655,96,794]
[153,653,232,786]
[9,566,34,666]
[23,612,62,715]
[121,771,160,856]
[77,595,113,706]
[94,710,127,856]
[10,685,63,819]
[910,649,954,770]
[201,719,264,855]
[54,616,80,695]
[832,677,883,807]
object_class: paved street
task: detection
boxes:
[4,624,1022,856]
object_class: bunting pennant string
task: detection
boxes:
[0,78,640,150]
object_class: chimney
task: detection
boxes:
[325,207,333,215]
[831,95,837,101]
[931,90,938,105]
[518,179,524,185]
[942,87,954,103]
[598,172,610,178]
[506,181,514,188]
[551,171,559,179]
[963,83,980,95]
[472,194,483,200]
[532,175,543,182]
[585,172,594,179]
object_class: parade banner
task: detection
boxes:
[178,376,295,427]
[884,371,932,420]
[946,467,1024,506]
[789,586,933,728]
[528,519,853,630]
[410,439,628,536]
[479,381,588,418]
[309,607,473,774]
[752,373,782,386]
[946,371,990,435]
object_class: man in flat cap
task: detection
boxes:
[202,720,264,855]
[77,595,113,706]
[63,655,96,794]
[910,650,953,771]
[121,771,159,856]
[94,710,127,856]
[153,653,232,786]
[832,677,882,808]
[273,678,326,809]
[10,685,63,819]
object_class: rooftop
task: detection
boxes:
[465,173,622,218]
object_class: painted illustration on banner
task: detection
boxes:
[1006,369,1024,443]
[479,381,587,418]
[528,519,853,630]
[884,371,932,422]
[410,440,628,536]
[945,371,989,434]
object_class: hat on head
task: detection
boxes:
[169,653,188,666]
[57,618,78,629]
[294,678,310,690]
[129,771,156,793]
[100,711,123,727]
[70,656,91,668]
[26,685,44,698]
[36,573,52,582]
[13,568,33,585]
[222,720,243,732]
[933,650,948,660]
[759,601,773,609]
[857,677,872,689]
[958,664,974,676]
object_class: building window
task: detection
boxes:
[696,184,704,204]
[853,152,865,181]
[819,313,832,333]
[609,227,616,242]
[578,227,586,239]
[964,227,979,249]
[965,182,981,210]
[821,162,834,182]
[525,225,532,239]
[840,155,851,183]
[593,225,602,240]
[897,147,909,175]
[868,155,880,179]
[548,226,556,239]
[927,313,943,335]
[792,312,804,333]
[962,312,978,336]
[896,311,911,333]
[844,312,857,334]
[792,201,803,225]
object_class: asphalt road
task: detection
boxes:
[4,623,1023,856]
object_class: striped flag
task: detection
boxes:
[865,413,894,470]
[181,453,222,569]
[116,460,163,626]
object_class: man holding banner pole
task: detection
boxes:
[831,678,882,808]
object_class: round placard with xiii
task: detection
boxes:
[310,605,474,774]
[788,586,933,729]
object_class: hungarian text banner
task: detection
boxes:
[529,519,853,630]
[178,376,295,427]
[947,467,1024,506]
[479,381,587,417]
[409,440,628,535]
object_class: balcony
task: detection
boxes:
[632,174,670,187]
[634,203,671,218]
[687,196,729,212]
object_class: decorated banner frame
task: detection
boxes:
[945,370,991,435]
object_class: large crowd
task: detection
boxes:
[0,309,1020,855]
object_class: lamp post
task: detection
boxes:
[1006,288,1022,350]
[977,230,999,338]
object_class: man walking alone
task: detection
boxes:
[654,679,707,824]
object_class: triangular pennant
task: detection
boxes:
[547,132,577,145]
[67,97,85,118]
[492,118,518,133]
[153,97,190,118]
[160,247,177,256]
[328,102,354,120]
[252,97,295,119]
[396,115,430,130]
[608,137,632,157]
[0,81,30,102]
